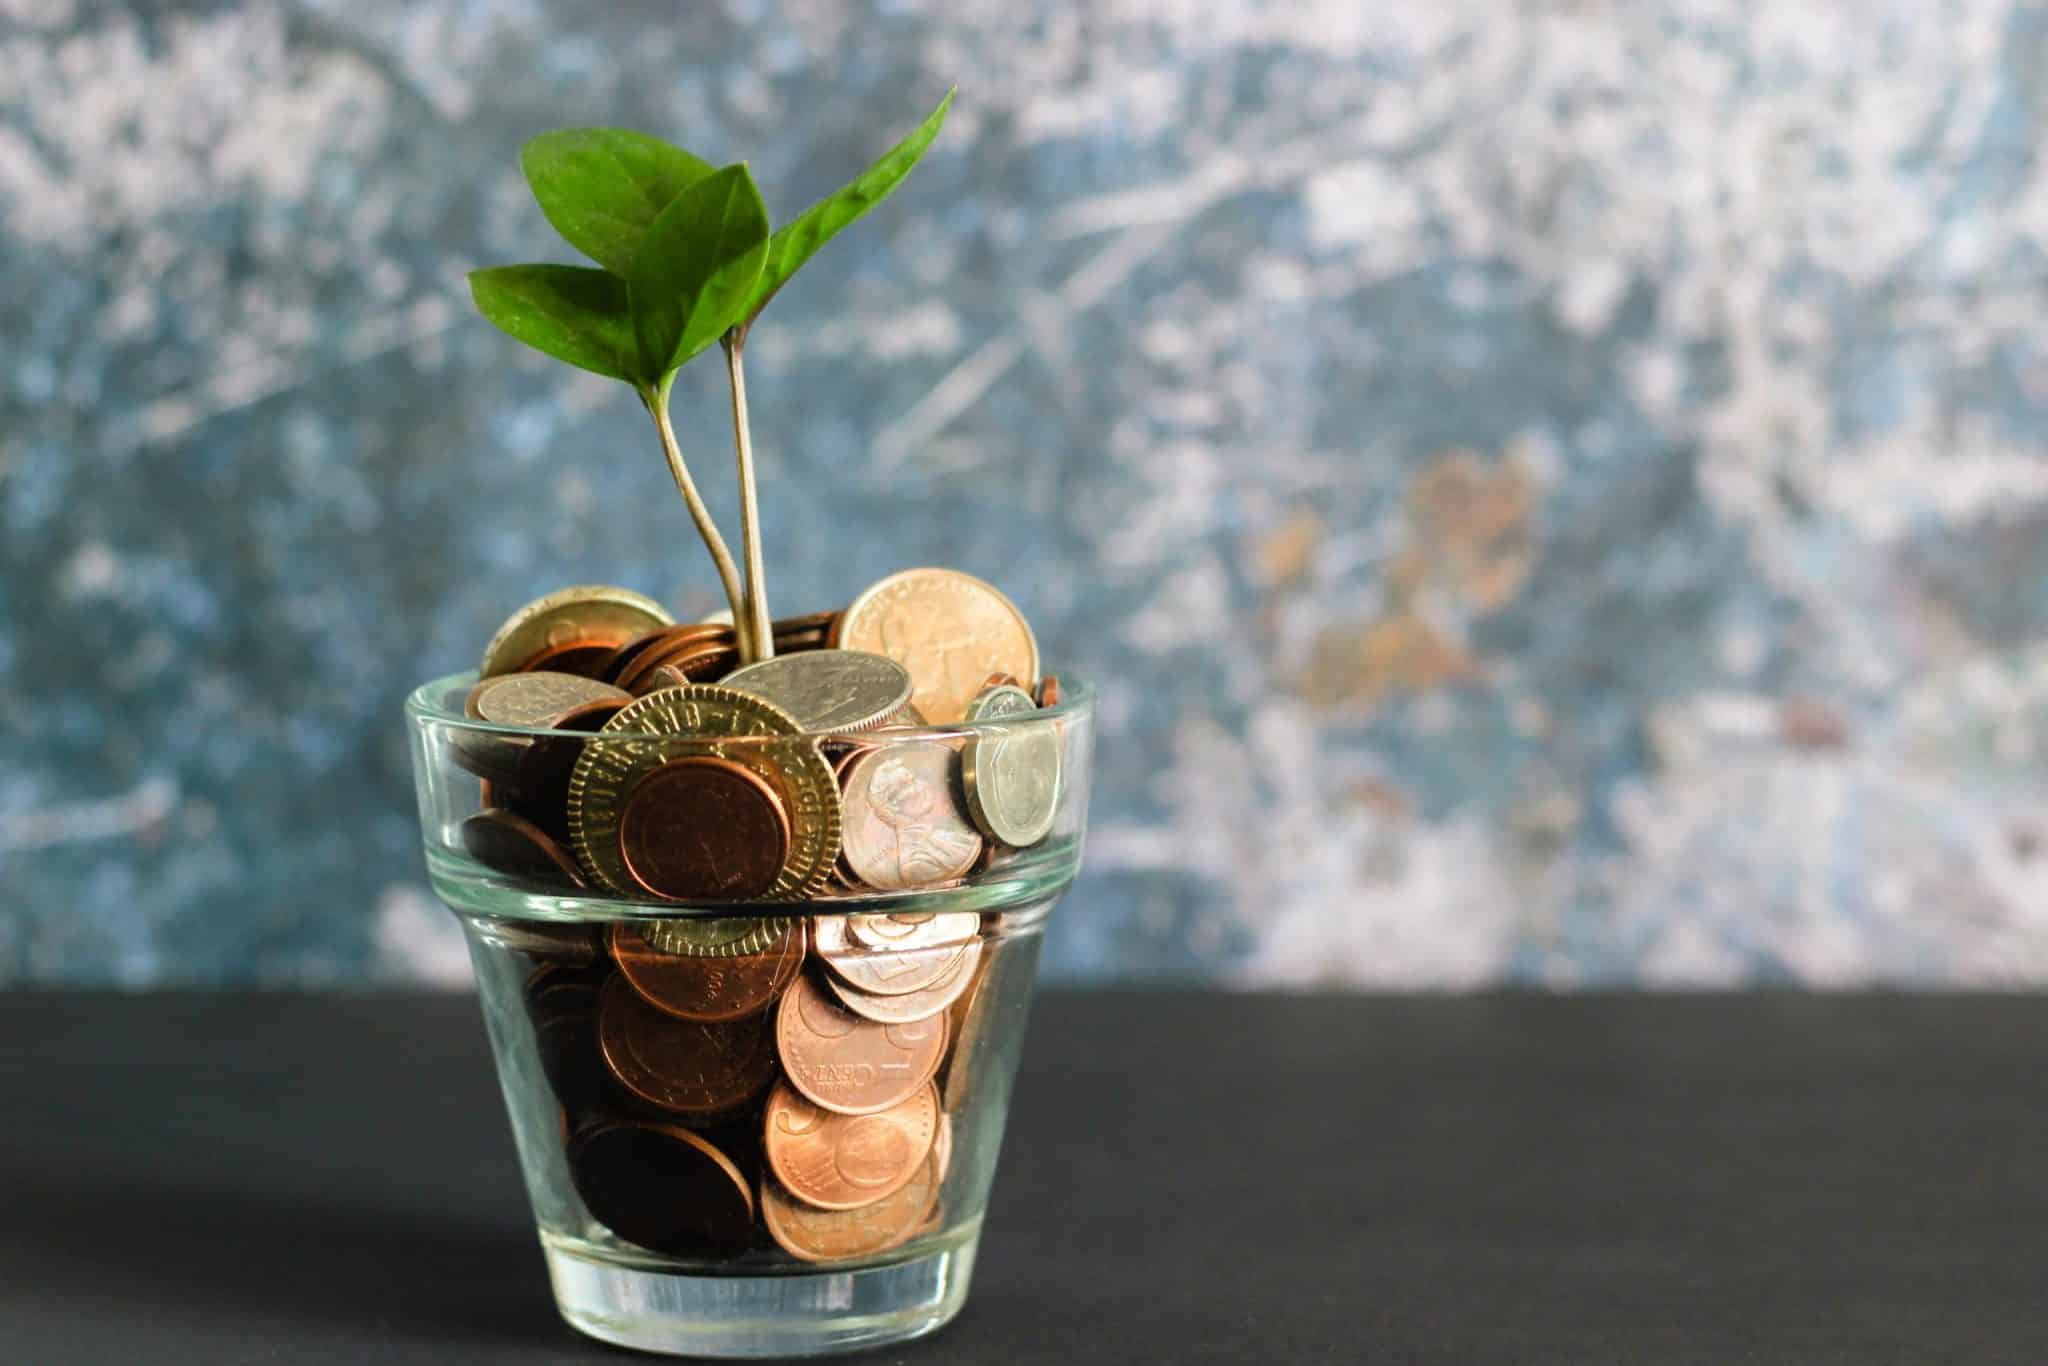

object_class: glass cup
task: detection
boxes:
[404,672,1093,1357]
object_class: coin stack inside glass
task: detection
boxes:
[458,568,1064,1265]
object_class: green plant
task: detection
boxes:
[470,91,955,662]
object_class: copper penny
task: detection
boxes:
[762,1079,938,1211]
[597,975,779,1118]
[823,938,982,1025]
[761,1154,940,1264]
[775,973,946,1115]
[847,912,980,953]
[1036,675,1061,708]
[568,1119,754,1257]
[610,919,805,1022]
[815,914,975,996]
[980,672,1021,692]
[833,568,1039,724]
[518,640,618,678]
[615,756,791,901]
[838,742,983,891]
[460,808,587,889]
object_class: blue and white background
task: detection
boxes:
[7,0,2048,986]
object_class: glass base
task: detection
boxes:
[543,1234,979,1358]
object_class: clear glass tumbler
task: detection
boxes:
[404,673,1093,1357]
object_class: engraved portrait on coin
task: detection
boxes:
[840,743,984,891]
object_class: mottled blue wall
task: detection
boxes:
[6,1,2048,986]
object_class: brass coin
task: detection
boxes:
[822,938,981,1025]
[762,1079,938,1210]
[479,585,674,679]
[775,973,946,1115]
[597,975,779,1118]
[610,919,805,1022]
[761,1155,941,1264]
[567,686,840,901]
[460,808,587,889]
[815,913,974,996]
[617,756,791,901]
[568,1119,754,1258]
[723,650,914,733]
[838,742,983,891]
[832,568,1039,724]
[961,684,1062,847]
[847,911,980,953]
[641,916,794,958]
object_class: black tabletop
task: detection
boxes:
[3,991,2045,1364]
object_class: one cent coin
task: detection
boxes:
[460,808,588,889]
[761,1154,941,1263]
[838,742,983,891]
[960,685,1062,847]
[568,1119,754,1258]
[775,973,947,1115]
[1036,675,1062,708]
[814,913,975,997]
[597,975,780,1118]
[480,585,674,679]
[823,938,981,1026]
[610,919,805,1022]
[723,650,914,733]
[832,568,1039,724]
[616,756,791,901]
[761,1080,939,1211]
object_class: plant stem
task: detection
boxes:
[642,379,749,649]
[723,333,774,663]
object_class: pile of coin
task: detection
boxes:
[457,567,1063,1264]
[454,568,1064,904]
[515,908,994,1263]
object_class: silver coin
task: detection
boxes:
[960,686,1061,847]
[723,650,914,733]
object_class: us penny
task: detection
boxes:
[960,684,1061,847]
[479,585,674,679]
[616,756,791,901]
[610,919,805,1022]
[775,973,946,1115]
[1036,675,1062,708]
[838,742,983,891]
[832,568,1039,724]
[761,1154,941,1264]
[814,914,974,997]
[761,1080,938,1210]
[597,975,779,1118]
[568,1119,754,1258]
[723,650,913,733]
[823,938,982,1026]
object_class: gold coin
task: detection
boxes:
[832,569,1038,724]
[566,685,840,901]
[961,684,1062,847]
[479,585,674,678]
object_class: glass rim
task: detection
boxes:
[404,669,1094,742]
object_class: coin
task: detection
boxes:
[933,1111,953,1184]
[610,919,805,1022]
[525,964,609,1123]
[980,672,1021,692]
[478,916,600,964]
[723,650,914,733]
[616,756,792,901]
[938,947,997,1112]
[640,916,795,958]
[598,975,780,1118]
[761,1080,938,1210]
[496,698,627,844]
[960,685,1062,847]
[761,1153,941,1263]
[846,912,980,953]
[1036,675,1061,708]
[568,686,840,901]
[568,1119,754,1257]
[479,585,674,679]
[460,808,587,888]
[775,973,947,1115]
[822,938,981,1025]
[467,671,633,729]
[832,568,1039,723]
[814,913,974,997]
[838,742,984,891]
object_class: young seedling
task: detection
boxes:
[468,92,955,665]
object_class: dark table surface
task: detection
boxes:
[3,991,2045,1364]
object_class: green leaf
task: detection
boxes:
[468,265,638,382]
[738,89,954,329]
[521,129,717,276]
[628,163,770,378]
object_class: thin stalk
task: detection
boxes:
[642,379,749,648]
[723,333,774,663]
